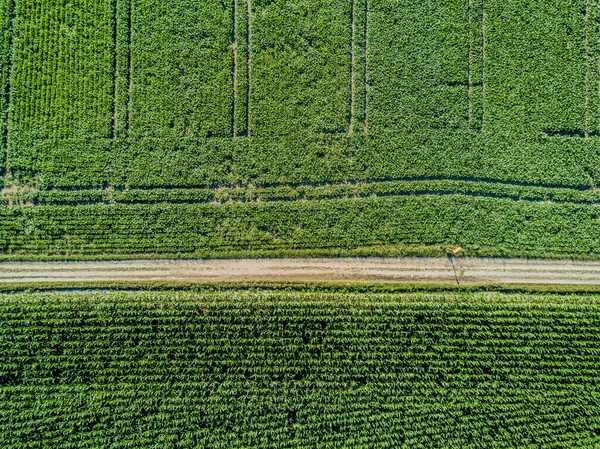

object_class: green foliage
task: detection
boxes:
[368,0,469,133]
[6,0,597,188]
[233,0,248,137]
[114,0,130,139]
[9,0,114,142]
[6,178,600,208]
[3,192,600,258]
[485,0,592,137]
[129,0,232,139]
[0,0,11,187]
[2,0,600,258]
[250,0,350,136]
[2,290,600,447]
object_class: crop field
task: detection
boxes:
[0,289,599,448]
[1,0,600,258]
[3,2,599,446]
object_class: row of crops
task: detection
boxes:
[1,290,600,448]
[1,0,599,258]
[3,193,600,258]
[1,0,600,189]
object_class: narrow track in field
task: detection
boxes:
[2,257,600,285]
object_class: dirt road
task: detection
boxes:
[2,257,600,285]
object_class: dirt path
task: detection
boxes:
[2,257,600,285]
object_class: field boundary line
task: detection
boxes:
[9,188,599,207]
[19,175,599,193]
[6,177,600,208]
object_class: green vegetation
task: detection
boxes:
[8,0,114,176]
[1,0,599,258]
[3,187,600,258]
[129,0,232,139]
[1,290,600,448]
[250,0,350,136]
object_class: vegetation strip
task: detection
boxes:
[4,193,600,259]
[0,0,14,181]
[232,0,237,137]
[363,0,368,132]
[126,0,132,137]
[6,280,600,295]
[3,178,600,207]
[112,0,118,139]
[246,0,251,136]
[349,0,355,133]
[586,0,590,139]
[467,0,472,130]
[481,0,486,131]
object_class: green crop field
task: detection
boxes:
[0,0,599,258]
[3,2,599,446]
[1,289,600,448]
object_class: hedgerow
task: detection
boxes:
[1,290,600,447]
